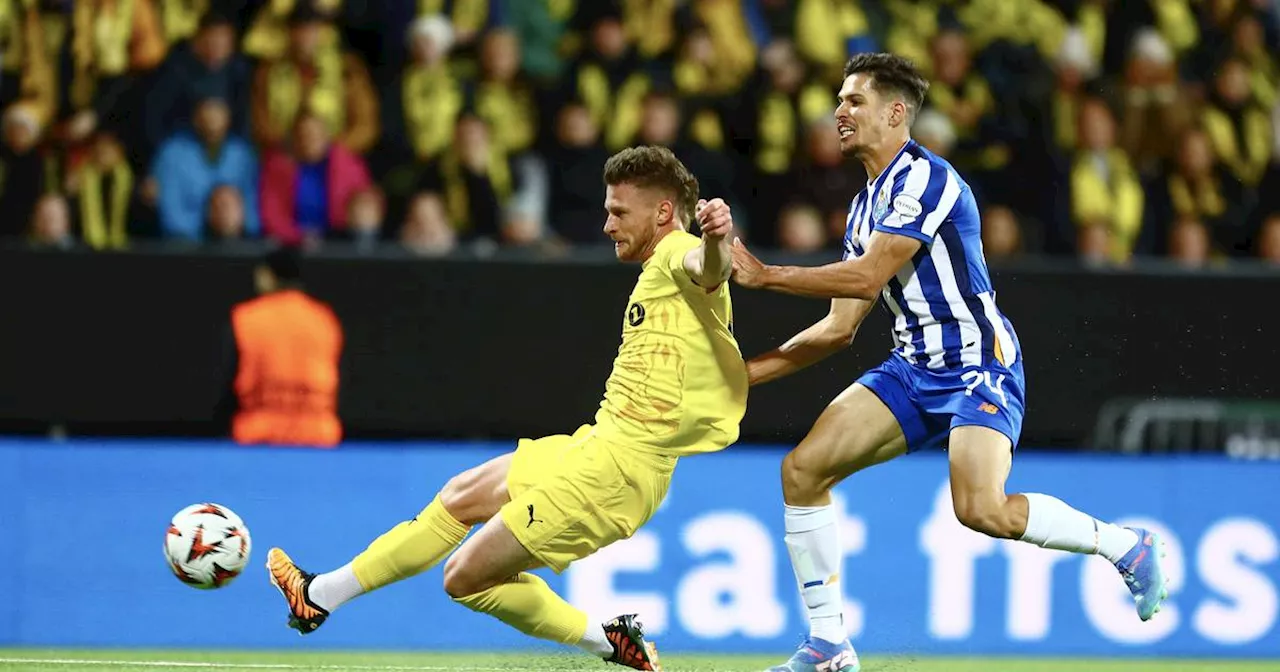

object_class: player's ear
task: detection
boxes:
[892,99,910,128]
[657,199,674,226]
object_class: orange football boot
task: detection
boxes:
[266,547,329,634]
[603,614,662,671]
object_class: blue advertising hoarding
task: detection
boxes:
[0,439,1275,658]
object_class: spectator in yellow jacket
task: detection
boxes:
[1070,98,1145,265]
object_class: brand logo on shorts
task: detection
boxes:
[527,504,544,528]
[627,302,645,327]
[978,402,1000,415]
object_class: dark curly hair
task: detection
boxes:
[603,146,700,226]
[844,53,930,125]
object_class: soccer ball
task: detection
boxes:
[164,502,252,589]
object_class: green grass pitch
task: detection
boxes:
[1,650,1277,672]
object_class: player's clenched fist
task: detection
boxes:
[695,198,734,239]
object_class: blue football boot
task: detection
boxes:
[1114,527,1170,622]
[766,637,860,672]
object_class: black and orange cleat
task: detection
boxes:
[603,614,662,671]
[265,547,329,635]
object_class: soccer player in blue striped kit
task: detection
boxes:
[730,53,1171,672]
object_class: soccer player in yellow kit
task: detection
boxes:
[265,146,746,671]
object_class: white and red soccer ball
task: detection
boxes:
[164,502,252,589]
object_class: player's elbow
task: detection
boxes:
[814,319,856,351]
[835,265,884,300]
[839,278,880,301]
[694,265,731,290]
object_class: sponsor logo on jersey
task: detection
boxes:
[627,302,646,327]
[893,194,923,219]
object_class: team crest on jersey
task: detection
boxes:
[873,187,890,221]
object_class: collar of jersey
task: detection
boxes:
[865,138,917,196]
[643,229,689,268]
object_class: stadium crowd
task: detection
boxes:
[0,0,1277,267]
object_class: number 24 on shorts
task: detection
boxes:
[962,370,1007,407]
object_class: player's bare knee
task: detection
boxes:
[441,554,476,599]
[439,474,475,523]
[441,469,504,526]
[782,449,832,504]
[953,494,1017,539]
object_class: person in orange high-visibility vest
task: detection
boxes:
[215,247,344,447]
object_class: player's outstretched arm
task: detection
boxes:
[731,232,921,300]
[745,297,875,386]
[682,198,734,288]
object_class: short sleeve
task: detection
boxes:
[873,157,961,245]
[665,231,704,284]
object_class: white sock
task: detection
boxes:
[576,617,615,658]
[784,504,846,644]
[307,562,366,613]
[1019,493,1139,563]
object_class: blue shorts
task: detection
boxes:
[856,353,1026,453]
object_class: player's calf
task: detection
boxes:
[440,510,538,599]
[948,429,1168,621]
[441,553,496,599]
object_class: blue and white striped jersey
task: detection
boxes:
[843,139,1020,371]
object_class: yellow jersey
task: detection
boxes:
[594,230,748,456]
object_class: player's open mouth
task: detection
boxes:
[838,124,854,139]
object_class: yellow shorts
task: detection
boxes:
[501,424,676,573]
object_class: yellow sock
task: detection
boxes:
[453,572,588,646]
[350,495,470,591]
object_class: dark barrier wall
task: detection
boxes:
[1,247,1277,446]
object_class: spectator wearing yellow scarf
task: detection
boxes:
[571,11,649,151]
[70,132,135,251]
[398,14,463,163]
[156,0,209,45]
[0,0,59,128]
[66,0,168,145]
[430,115,511,239]
[1201,57,1273,189]
[1070,98,1144,264]
[251,5,379,154]
[1158,127,1252,255]
[469,28,538,160]
[1229,14,1277,109]
[243,0,342,60]
[792,0,875,82]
